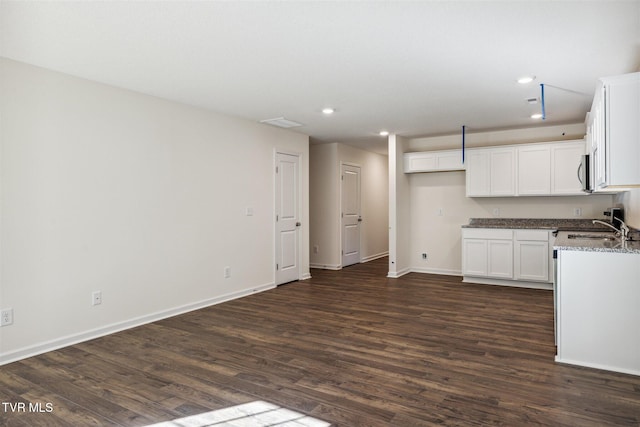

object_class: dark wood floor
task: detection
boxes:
[1,257,639,426]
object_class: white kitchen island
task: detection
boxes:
[555,234,640,376]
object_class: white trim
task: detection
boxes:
[0,282,274,366]
[387,267,411,278]
[300,273,312,280]
[410,267,461,276]
[555,357,640,377]
[309,263,342,271]
[462,276,552,290]
[361,251,389,263]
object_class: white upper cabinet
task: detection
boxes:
[404,149,464,173]
[490,148,517,196]
[516,141,586,196]
[551,141,586,195]
[589,72,640,190]
[465,147,515,196]
[518,145,551,195]
[467,140,586,197]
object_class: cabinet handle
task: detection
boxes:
[577,162,583,184]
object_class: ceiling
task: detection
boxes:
[2,1,639,154]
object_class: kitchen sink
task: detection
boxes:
[567,233,618,241]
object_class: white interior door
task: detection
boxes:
[341,164,361,267]
[275,152,300,285]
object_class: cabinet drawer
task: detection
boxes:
[463,228,513,240]
[515,230,550,241]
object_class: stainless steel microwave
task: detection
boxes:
[579,154,591,192]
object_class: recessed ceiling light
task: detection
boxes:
[517,76,536,84]
[531,113,543,119]
[322,108,335,115]
[379,131,389,136]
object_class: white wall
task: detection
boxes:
[309,143,339,268]
[309,142,388,269]
[616,189,640,229]
[400,125,616,276]
[388,135,411,277]
[410,171,614,275]
[0,58,309,364]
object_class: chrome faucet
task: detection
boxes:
[593,219,631,241]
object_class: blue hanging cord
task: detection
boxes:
[462,125,466,163]
[540,83,546,120]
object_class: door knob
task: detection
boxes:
[296,222,301,227]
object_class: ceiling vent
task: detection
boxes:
[259,117,303,128]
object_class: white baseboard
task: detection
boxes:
[410,267,461,276]
[0,282,275,366]
[309,263,342,270]
[462,276,552,290]
[387,267,411,278]
[361,251,389,263]
[555,356,640,377]
[300,272,312,280]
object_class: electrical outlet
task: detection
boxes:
[1,308,14,326]
[436,208,443,216]
[313,245,319,254]
[422,253,428,260]
[493,208,501,217]
[224,266,231,279]
[92,291,102,306]
[573,207,582,217]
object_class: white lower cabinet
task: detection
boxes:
[462,228,513,279]
[514,230,550,282]
[462,239,489,276]
[488,240,513,278]
[462,228,552,287]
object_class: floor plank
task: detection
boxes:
[1,257,639,426]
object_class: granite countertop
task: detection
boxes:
[462,218,616,231]
[463,218,640,254]
[553,230,640,254]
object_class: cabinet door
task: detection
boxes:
[465,150,490,196]
[437,151,464,171]
[518,145,551,195]
[404,152,436,173]
[487,240,513,278]
[404,150,465,173]
[462,239,488,276]
[605,73,640,187]
[551,142,585,195]
[490,148,516,196]
[514,241,549,282]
